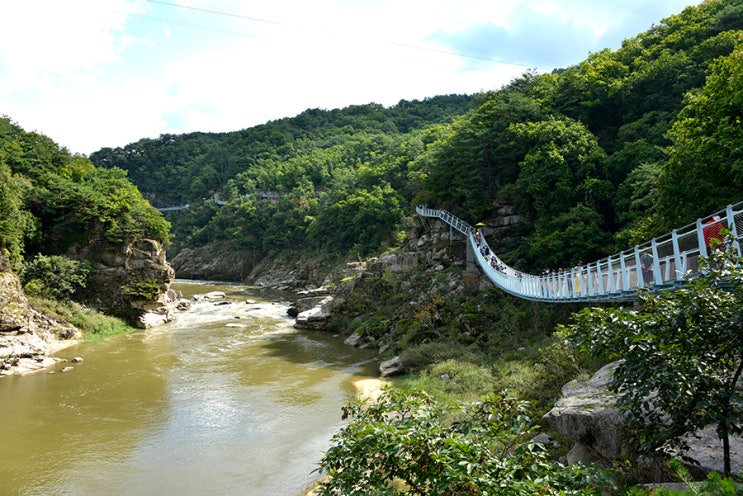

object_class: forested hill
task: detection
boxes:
[91,0,743,272]
[0,118,169,270]
[89,95,475,208]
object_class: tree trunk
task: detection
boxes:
[722,429,730,478]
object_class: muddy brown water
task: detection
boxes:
[0,280,378,495]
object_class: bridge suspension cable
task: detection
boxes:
[416,202,743,303]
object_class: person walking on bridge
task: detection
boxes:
[640,249,654,286]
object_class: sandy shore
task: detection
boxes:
[351,377,389,402]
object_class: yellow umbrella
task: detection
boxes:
[475,222,486,227]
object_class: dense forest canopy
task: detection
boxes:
[1,1,739,279]
[0,117,169,271]
[86,0,743,272]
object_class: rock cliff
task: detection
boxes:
[169,242,256,282]
[0,257,78,376]
[67,236,177,328]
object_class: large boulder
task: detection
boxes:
[294,296,335,330]
[137,288,182,328]
[544,361,743,482]
[543,362,626,463]
[379,356,404,377]
[295,287,333,313]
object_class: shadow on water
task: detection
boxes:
[259,329,380,373]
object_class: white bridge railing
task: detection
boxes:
[416,202,743,302]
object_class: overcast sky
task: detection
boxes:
[0,0,700,155]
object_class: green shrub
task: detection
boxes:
[317,388,612,495]
[399,341,483,371]
[69,307,135,342]
[26,296,135,341]
[22,254,92,300]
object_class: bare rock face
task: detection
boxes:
[544,361,743,482]
[0,265,78,376]
[367,253,420,274]
[69,237,177,328]
[170,242,255,281]
[294,295,335,330]
[543,362,627,463]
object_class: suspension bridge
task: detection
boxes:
[416,202,743,303]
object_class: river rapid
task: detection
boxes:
[0,280,378,496]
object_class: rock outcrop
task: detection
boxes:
[294,299,334,330]
[543,363,626,465]
[291,264,368,331]
[379,356,404,377]
[544,361,743,482]
[0,263,78,376]
[69,237,177,328]
[170,242,256,281]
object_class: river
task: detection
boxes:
[0,280,379,496]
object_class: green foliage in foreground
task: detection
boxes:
[316,388,611,495]
[560,238,743,478]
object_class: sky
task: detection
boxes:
[0,0,701,155]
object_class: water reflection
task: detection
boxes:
[0,280,377,495]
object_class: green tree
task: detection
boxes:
[529,204,613,269]
[317,388,607,495]
[613,160,666,246]
[28,166,170,250]
[309,183,404,256]
[659,46,743,225]
[0,158,33,268]
[560,241,743,477]
[512,116,610,220]
[22,254,92,300]
[415,83,546,220]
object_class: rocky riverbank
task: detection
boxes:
[0,243,184,377]
[0,268,79,376]
[274,217,742,487]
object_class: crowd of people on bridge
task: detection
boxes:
[475,231,508,274]
[474,229,587,298]
[424,204,739,301]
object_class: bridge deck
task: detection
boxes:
[416,202,743,302]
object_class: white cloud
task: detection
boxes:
[0,0,142,92]
[0,0,700,154]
